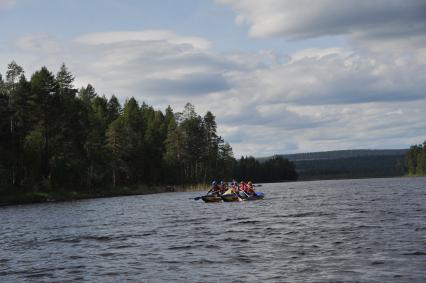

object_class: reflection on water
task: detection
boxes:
[0,177,425,282]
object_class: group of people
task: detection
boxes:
[208,180,256,197]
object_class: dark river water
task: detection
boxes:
[1,177,425,282]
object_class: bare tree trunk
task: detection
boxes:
[10,117,16,186]
[112,166,116,188]
[87,163,93,191]
[195,160,198,182]
[12,167,15,186]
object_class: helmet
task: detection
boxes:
[220,181,224,185]
[211,181,217,185]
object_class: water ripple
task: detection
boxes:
[0,177,425,282]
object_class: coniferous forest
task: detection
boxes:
[0,62,298,200]
[406,141,426,176]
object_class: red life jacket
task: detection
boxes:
[246,184,254,194]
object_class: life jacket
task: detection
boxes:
[247,186,256,194]
[246,184,254,194]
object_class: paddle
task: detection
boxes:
[240,190,250,199]
[233,186,247,201]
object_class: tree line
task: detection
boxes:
[406,141,426,176]
[234,155,298,183]
[294,155,406,180]
[0,61,298,195]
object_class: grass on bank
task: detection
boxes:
[0,183,208,206]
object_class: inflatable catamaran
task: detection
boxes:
[195,180,265,203]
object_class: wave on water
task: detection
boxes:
[1,177,425,282]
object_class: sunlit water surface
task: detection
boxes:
[1,177,425,282]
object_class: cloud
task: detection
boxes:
[222,100,426,156]
[141,73,230,96]
[75,30,212,50]
[224,47,426,106]
[15,33,60,53]
[217,0,426,44]
[3,29,426,157]
[0,30,229,101]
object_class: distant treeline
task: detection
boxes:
[293,155,406,180]
[406,141,426,176]
[234,156,298,183]
[0,61,297,195]
[274,149,408,161]
[263,149,408,180]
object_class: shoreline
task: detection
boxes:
[2,175,423,207]
[0,184,208,207]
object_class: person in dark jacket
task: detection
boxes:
[208,181,221,196]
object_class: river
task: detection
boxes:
[0,177,425,282]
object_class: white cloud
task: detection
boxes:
[15,33,60,53]
[217,0,426,45]
[289,48,350,63]
[75,30,212,50]
[2,29,426,157]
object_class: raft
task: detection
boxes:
[197,191,265,203]
[201,195,223,203]
[222,194,242,202]
[221,194,242,202]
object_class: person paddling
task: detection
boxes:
[219,181,227,195]
[208,181,221,196]
[231,180,239,194]
[223,180,238,195]
[238,181,247,198]
[246,181,255,196]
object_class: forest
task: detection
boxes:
[293,155,406,180]
[0,61,297,199]
[406,141,426,176]
[234,155,298,183]
[273,149,407,180]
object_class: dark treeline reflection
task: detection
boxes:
[406,141,426,176]
[0,61,297,194]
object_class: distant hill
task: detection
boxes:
[259,149,408,180]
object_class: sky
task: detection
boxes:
[1,0,425,157]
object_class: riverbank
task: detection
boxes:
[0,184,208,207]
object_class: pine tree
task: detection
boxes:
[106,118,125,188]
[30,67,59,181]
[4,61,24,186]
[56,63,75,93]
[107,95,122,124]
[78,84,97,105]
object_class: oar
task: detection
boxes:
[234,187,246,201]
[240,190,250,199]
